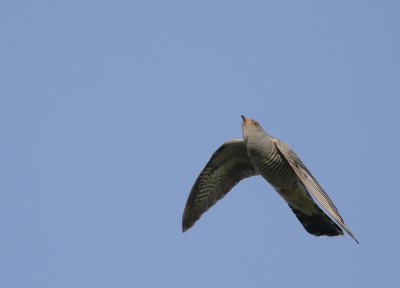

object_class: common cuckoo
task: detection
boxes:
[182,115,358,243]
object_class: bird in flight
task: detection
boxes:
[182,115,358,243]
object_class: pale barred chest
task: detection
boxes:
[247,145,299,190]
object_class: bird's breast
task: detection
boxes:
[248,145,297,189]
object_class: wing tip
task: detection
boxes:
[182,218,194,233]
[348,231,359,244]
[339,221,359,244]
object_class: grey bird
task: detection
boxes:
[182,115,358,243]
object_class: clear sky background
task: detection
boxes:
[1,1,399,287]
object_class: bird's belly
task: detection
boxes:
[274,184,318,215]
[249,148,317,214]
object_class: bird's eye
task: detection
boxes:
[253,122,258,127]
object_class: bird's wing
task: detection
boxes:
[182,139,259,232]
[275,139,359,243]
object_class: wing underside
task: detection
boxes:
[182,139,259,232]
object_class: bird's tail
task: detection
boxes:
[288,204,344,237]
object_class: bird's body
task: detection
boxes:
[250,142,308,210]
[247,136,296,189]
[182,116,358,243]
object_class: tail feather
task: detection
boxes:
[289,204,343,237]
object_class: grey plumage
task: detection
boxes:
[182,115,358,243]
[182,139,259,232]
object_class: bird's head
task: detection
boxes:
[241,115,265,143]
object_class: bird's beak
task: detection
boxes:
[241,115,248,139]
[241,115,250,126]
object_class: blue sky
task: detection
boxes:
[1,1,399,287]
